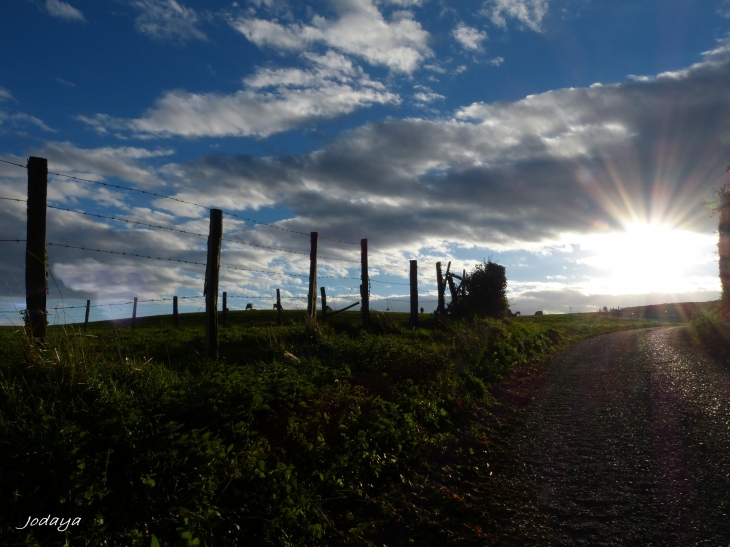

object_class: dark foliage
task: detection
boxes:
[447,260,509,320]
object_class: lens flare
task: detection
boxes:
[577,223,718,295]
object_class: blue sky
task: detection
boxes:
[2,0,730,324]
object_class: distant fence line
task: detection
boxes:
[1,157,462,357]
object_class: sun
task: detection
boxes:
[577,223,718,295]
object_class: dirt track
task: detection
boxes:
[493,327,730,546]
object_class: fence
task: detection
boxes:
[0,157,459,357]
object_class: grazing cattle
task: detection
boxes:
[534,310,543,316]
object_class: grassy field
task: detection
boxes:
[1,310,663,546]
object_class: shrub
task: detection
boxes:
[447,260,509,320]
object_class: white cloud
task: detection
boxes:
[453,23,488,51]
[719,1,730,18]
[414,91,444,103]
[131,0,207,42]
[5,113,56,132]
[45,0,85,21]
[153,44,730,257]
[81,52,399,138]
[7,34,730,313]
[482,0,549,32]
[487,56,504,66]
[377,0,424,5]
[231,0,432,73]
[33,142,173,189]
[0,87,14,102]
[56,78,77,87]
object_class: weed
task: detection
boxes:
[0,310,659,546]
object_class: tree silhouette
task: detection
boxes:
[705,175,730,320]
[447,260,509,319]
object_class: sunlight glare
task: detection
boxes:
[577,224,718,295]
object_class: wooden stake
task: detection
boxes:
[320,286,327,321]
[307,232,318,320]
[132,297,138,329]
[361,238,369,326]
[173,296,179,328]
[436,262,445,316]
[222,291,227,327]
[84,299,90,332]
[205,209,223,359]
[26,156,48,342]
[446,262,457,303]
[330,301,360,316]
[409,260,418,327]
[276,288,282,325]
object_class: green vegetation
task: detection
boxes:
[1,310,660,546]
[447,260,508,320]
[685,304,730,361]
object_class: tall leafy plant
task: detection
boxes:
[447,260,509,320]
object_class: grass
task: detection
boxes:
[0,310,662,546]
[684,303,730,363]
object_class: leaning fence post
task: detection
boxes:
[132,297,138,329]
[320,286,327,321]
[205,209,223,359]
[84,299,91,332]
[222,291,227,327]
[307,232,318,320]
[361,238,369,326]
[409,259,418,327]
[173,296,179,328]
[276,288,282,325]
[436,262,445,316]
[26,156,48,342]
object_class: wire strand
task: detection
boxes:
[0,158,27,169]
[44,242,367,280]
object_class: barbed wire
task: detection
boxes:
[0,158,27,169]
[47,295,209,310]
[44,242,378,281]
[1,159,410,261]
[46,203,313,255]
[1,195,404,270]
[0,239,26,242]
[370,279,410,286]
[44,167,314,237]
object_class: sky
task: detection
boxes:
[2,0,730,325]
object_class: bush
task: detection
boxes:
[447,260,509,320]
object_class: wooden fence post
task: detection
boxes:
[446,261,457,302]
[26,156,48,342]
[132,297,138,329]
[173,296,179,328]
[436,262,445,316]
[222,291,227,327]
[205,209,223,359]
[320,286,327,321]
[409,259,418,327]
[307,232,318,320]
[84,299,91,332]
[276,288,282,325]
[361,238,369,326]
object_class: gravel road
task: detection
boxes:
[495,326,730,546]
